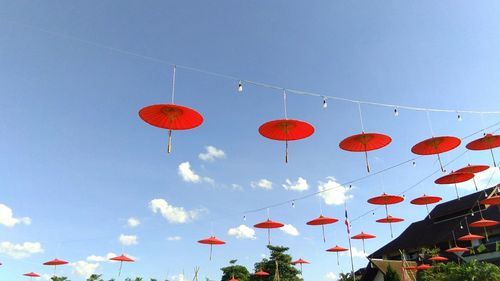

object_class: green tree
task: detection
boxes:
[87,275,104,281]
[221,259,250,281]
[250,245,302,281]
[421,260,500,281]
[384,265,400,281]
[51,277,70,281]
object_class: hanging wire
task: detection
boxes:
[171,65,176,104]
[283,89,288,120]
[357,102,365,132]
[426,110,435,136]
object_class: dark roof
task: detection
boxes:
[358,262,378,281]
[370,187,499,258]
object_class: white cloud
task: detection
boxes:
[282,177,309,191]
[341,247,367,258]
[87,255,106,262]
[228,225,256,240]
[325,272,338,280]
[71,260,100,278]
[167,236,182,241]
[280,224,299,236]
[251,179,273,190]
[178,162,201,183]
[41,274,52,281]
[199,146,226,162]
[0,241,43,259]
[0,204,31,227]
[170,273,187,281]
[118,234,138,246]
[127,217,140,228]
[231,184,243,191]
[149,199,202,224]
[318,177,353,205]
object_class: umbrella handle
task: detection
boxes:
[484,227,489,241]
[364,150,370,173]
[437,153,445,173]
[268,228,271,245]
[210,244,213,261]
[322,225,326,243]
[285,140,288,164]
[389,222,393,238]
[454,184,460,200]
[362,239,366,254]
[168,130,172,153]
[118,261,123,277]
[473,178,478,191]
[336,252,339,266]
[425,204,431,219]
[491,149,497,167]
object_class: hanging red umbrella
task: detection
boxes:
[416,264,432,271]
[229,277,239,281]
[197,236,225,260]
[23,272,41,281]
[43,258,68,276]
[339,132,392,173]
[326,245,348,265]
[254,271,270,276]
[455,164,490,191]
[402,266,418,271]
[445,246,469,253]
[254,219,285,245]
[139,104,203,153]
[376,216,404,223]
[291,258,310,274]
[480,195,500,205]
[435,172,474,199]
[109,254,135,276]
[306,215,338,243]
[410,195,442,219]
[466,134,500,166]
[259,119,314,163]
[469,219,498,228]
[428,256,448,262]
[457,233,484,241]
[351,232,376,253]
[368,193,404,238]
[411,136,461,172]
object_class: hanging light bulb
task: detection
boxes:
[238,81,243,93]
[394,108,399,116]
[460,222,464,229]
[291,200,296,208]
[243,215,246,221]
[412,161,416,167]
[471,212,474,217]
[457,112,462,121]
[323,97,328,108]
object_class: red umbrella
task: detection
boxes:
[43,259,68,276]
[254,219,285,245]
[109,254,135,276]
[466,134,500,166]
[326,245,348,265]
[229,278,239,281]
[259,119,314,163]
[411,136,461,172]
[470,219,498,228]
[480,195,500,205]
[428,256,448,262]
[402,266,418,271]
[376,216,404,223]
[410,195,442,219]
[368,193,404,238]
[455,164,490,191]
[445,246,469,253]
[339,132,392,172]
[197,236,225,260]
[351,232,376,253]
[435,172,474,199]
[23,272,41,281]
[254,271,270,276]
[306,215,338,243]
[139,104,203,153]
[416,264,432,270]
[457,233,484,241]
[291,258,310,274]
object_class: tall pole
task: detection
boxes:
[344,201,355,281]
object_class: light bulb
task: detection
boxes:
[243,215,246,221]
[460,223,463,229]
[394,108,399,116]
[412,161,416,167]
[471,212,474,217]
[323,97,328,108]
[457,113,462,121]
[238,81,243,93]
[292,200,296,208]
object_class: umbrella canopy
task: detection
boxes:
[23,272,41,277]
[480,195,500,205]
[109,254,134,262]
[229,278,239,281]
[411,136,461,172]
[469,219,499,228]
[446,246,469,253]
[254,219,285,245]
[339,132,392,172]
[410,195,442,205]
[376,216,404,223]
[139,104,203,153]
[198,236,226,260]
[455,164,489,174]
[402,266,418,271]
[254,271,270,276]
[306,215,338,243]
[457,233,484,241]
[291,258,310,265]
[466,134,499,166]
[416,264,432,270]
[435,172,474,199]
[259,119,314,163]
[368,193,404,205]
[326,245,348,252]
[428,256,448,262]
[43,259,68,266]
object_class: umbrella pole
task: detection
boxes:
[268,228,271,245]
[436,153,445,172]
[484,227,489,241]
[364,150,370,173]
[53,266,57,277]
[389,222,394,238]
[209,244,213,261]
[168,129,172,153]
[322,225,326,243]
[472,178,478,191]
[490,148,497,167]
[285,140,288,163]
[454,184,460,200]
[425,204,431,219]
[118,261,123,277]
[362,239,366,254]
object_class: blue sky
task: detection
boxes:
[0,1,500,281]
